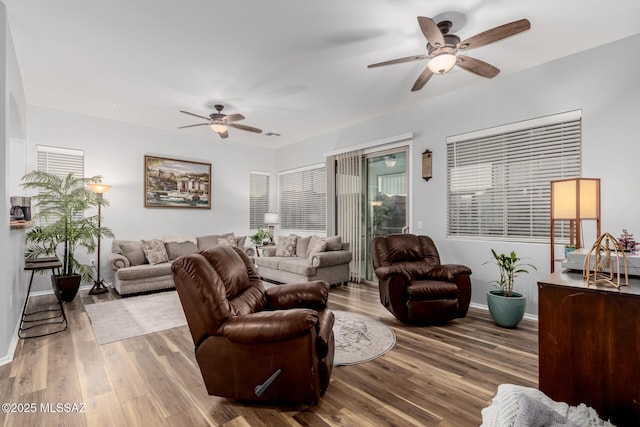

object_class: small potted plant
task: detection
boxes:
[483,249,536,328]
[249,226,270,246]
[618,229,638,252]
[22,171,114,301]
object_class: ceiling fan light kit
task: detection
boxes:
[369,16,531,91]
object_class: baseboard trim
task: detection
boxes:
[469,302,538,322]
[0,322,20,367]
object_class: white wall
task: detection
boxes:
[276,33,640,315]
[1,1,28,365]
[25,106,277,291]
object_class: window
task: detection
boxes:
[36,145,85,224]
[279,164,326,232]
[249,171,270,230]
[447,110,582,242]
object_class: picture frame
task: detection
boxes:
[144,155,211,209]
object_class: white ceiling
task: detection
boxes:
[4,0,640,148]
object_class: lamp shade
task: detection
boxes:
[264,212,279,224]
[210,123,228,133]
[88,183,111,194]
[427,53,457,74]
[551,178,600,219]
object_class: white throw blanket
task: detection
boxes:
[481,384,615,427]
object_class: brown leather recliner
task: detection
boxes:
[171,245,334,404]
[371,234,472,324]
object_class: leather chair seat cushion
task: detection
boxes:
[406,280,459,301]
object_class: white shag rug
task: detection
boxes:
[85,291,395,365]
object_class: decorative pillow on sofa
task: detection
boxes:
[218,235,238,247]
[165,241,197,260]
[141,239,170,265]
[296,235,312,257]
[307,236,327,263]
[197,233,234,250]
[325,235,343,251]
[275,235,297,257]
[115,240,147,266]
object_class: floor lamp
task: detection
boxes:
[550,178,600,272]
[88,183,111,295]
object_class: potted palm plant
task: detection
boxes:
[22,171,114,301]
[484,249,536,328]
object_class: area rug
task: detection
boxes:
[85,292,396,365]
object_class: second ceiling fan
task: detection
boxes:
[368,16,531,91]
[179,104,262,139]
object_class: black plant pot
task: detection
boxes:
[52,274,82,302]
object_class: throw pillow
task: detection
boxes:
[296,236,312,258]
[275,235,297,257]
[165,241,197,260]
[307,237,327,263]
[197,232,234,250]
[325,235,342,251]
[116,240,147,266]
[141,239,169,265]
[218,236,238,247]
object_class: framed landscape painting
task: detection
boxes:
[144,155,211,209]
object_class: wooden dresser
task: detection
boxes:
[538,272,640,426]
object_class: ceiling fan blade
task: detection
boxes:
[458,19,531,51]
[180,110,211,121]
[368,54,428,68]
[224,113,245,122]
[417,16,445,48]
[456,56,500,78]
[411,67,434,91]
[229,123,262,133]
[219,130,229,139]
[178,123,211,129]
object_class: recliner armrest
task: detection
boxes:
[374,265,411,281]
[265,280,329,310]
[217,309,319,343]
[426,264,472,282]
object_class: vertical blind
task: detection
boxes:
[336,150,363,282]
[447,110,582,242]
[279,165,326,232]
[249,172,270,229]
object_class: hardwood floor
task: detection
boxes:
[1,283,538,426]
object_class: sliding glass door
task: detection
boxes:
[364,148,408,281]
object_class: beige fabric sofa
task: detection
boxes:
[255,235,352,286]
[108,233,254,295]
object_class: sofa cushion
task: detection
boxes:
[325,235,342,251]
[165,241,197,260]
[116,240,147,266]
[255,256,280,269]
[142,239,169,265]
[296,236,312,258]
[276,235,297,257]
[236,235,247,248]
[197,233,234,250]
[277,258,317,276]
[307,237,327,263]
[116,262,173,280]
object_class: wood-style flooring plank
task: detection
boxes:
[2,283,539,427]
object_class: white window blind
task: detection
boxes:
[279,164,326,232]
[447,110,582,242]
[249,171,270,230]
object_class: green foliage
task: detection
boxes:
[249,226,270,245]
[21,171,114,283]
[484,249,536,297]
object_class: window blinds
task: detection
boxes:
[37,145,84,178]
[249,172,270,230]
[447,111,582,242]
[279,165,326,232]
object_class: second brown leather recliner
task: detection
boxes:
[171,245,334,404]
[371,233,472,324]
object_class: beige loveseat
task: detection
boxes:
[255,234,352,286]
[108,233,254,295]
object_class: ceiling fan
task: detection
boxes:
[179,104,262,139]
[368,16,531,91]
